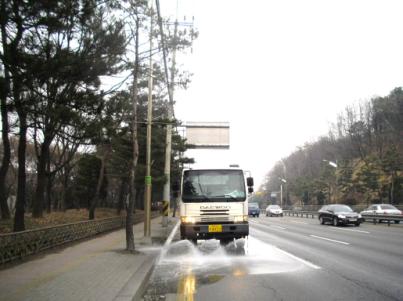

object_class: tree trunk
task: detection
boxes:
[13,109,27,232]
[117,177,128,215]
[89,147,108,220]
[0,4,11,219]
[46,171,52,214]
[61,167,70,212]
[0,94,11,219]
[126,11,140,252]
[32,139,51,218]
[2,0,24,225]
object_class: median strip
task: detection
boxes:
[309,235,350,245]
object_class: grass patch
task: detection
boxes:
[0,208,127,234]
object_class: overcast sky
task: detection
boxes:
[161,0,403,187]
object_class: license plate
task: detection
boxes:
[349,218,357,222]
[208,225,222,233]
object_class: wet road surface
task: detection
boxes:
[141,217,403,301]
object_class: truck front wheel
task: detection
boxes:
[219,238,233,245]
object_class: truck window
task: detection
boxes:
[182,169,246,202]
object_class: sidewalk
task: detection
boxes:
[0,216,178,301]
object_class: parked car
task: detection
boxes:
[266,205,283,217]
[248,202,260,217]
[318,204,363,226]
[360,204,402,224]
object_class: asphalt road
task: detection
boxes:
[141,217,403,301]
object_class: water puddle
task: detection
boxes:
[143,236,310,300]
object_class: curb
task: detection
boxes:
[113,254,157,301]
[114,218,180,301]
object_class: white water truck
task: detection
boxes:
[172,167,254,244]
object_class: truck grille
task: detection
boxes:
[200,216,231,223]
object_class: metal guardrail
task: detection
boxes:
[283,210,318,218]
[283,210,403,226]
[361,214,403,226]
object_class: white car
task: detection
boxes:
[360,204,402,224]
[266,205,283,217]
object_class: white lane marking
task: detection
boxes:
[272,225,287,230]
[310,235,350,245]
[274,246,321,270]
[290,220,308,225]
[250,226,321,270]
[329,227,370,234]
[249,219,287,230]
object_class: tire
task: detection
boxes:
[220,238,232,245]
[319,216,325,225]
[354,222,360,227]
[333,217,339,226]
[281,214,283,217]
[266,213,268,217]
[394,220,400,224]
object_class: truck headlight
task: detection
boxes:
[181,216,196,224]
[234,215,248,223]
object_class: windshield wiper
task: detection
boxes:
[215,194,238,202]
[198,194,211,202]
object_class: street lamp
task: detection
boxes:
[278,177,287,208]
[323,159,337,168]
[323,160,337,204]
[280,159,287,205]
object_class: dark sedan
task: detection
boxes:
[248,202,260,217]
[318,204,364,226]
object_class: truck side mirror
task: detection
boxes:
[248,187,254,193]
[247,177,254,187]
[172,181,180,192]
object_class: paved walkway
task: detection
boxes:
[0,216,177,301]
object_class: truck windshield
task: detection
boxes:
[182,169,246,202]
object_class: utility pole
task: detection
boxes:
[155,0,179,227]
[323,160,337,203]
[155,0,195,226]
[279,177,286,208]
[161,18,178,227]
[144,0,154,240]
[280,184,283,208]
[280,159,287,205]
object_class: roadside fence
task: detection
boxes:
[0,211,159,265]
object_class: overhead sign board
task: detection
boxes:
[185,122,230,149]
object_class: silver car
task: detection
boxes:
[360,204,402,224]
[266,205,283,217]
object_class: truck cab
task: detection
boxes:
[176,168,254,243]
